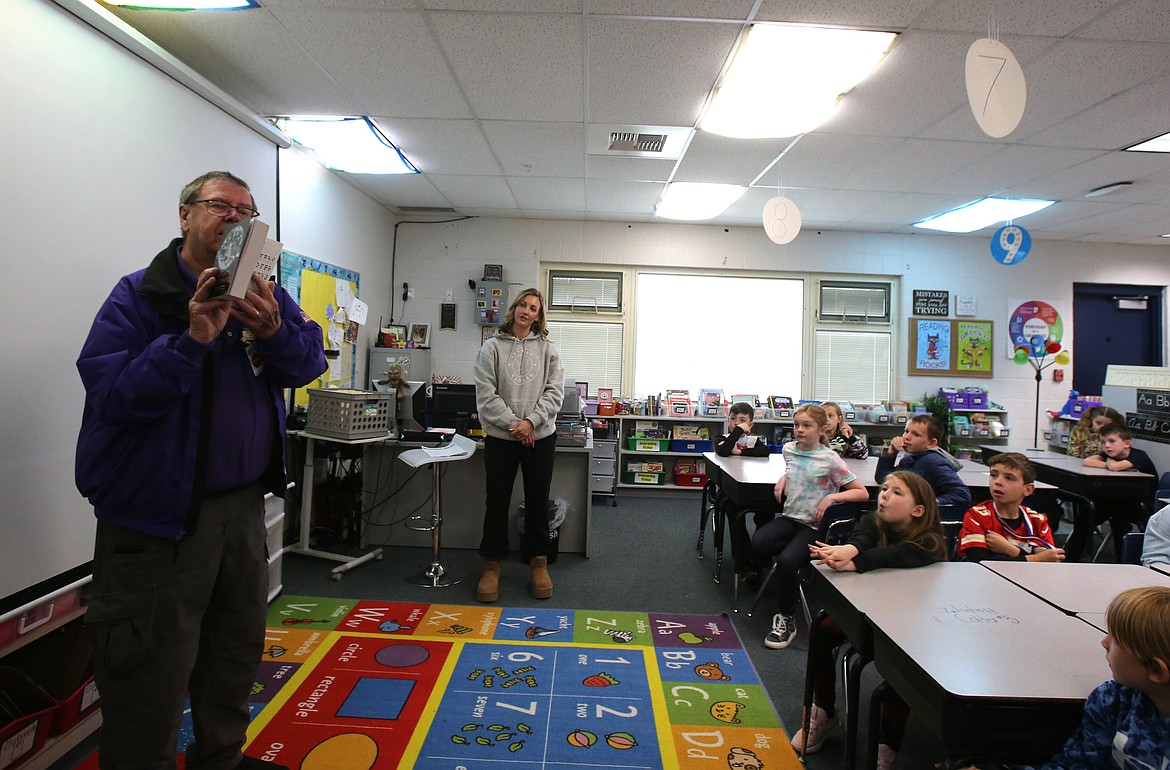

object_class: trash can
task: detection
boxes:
[518,497,568,562]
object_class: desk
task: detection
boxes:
[806,565,927,769]
[364,440,595,557]
[286,430,389,579]
[866,563,1110,766]
[842,456,1056,499]
[702,452,785,581]
[978,444,1154,500]
[980,561,1170,615]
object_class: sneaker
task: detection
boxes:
[764,613,797,649]
[789,703,839,754]
[876,743,900,770]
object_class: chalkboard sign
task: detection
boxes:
[913,290,949,316]
[1126,388,1170,444]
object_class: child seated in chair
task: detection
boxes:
[1141,504,1170,566]
[792,471,948,768]
[875,414,972,510]
[1073,424,1159,562]
[750,404,868,650]
[957,452,1065,562]
[714,401,773,585]
[822,401,868,459]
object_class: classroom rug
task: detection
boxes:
[78,595,801,770]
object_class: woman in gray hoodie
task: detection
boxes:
[473,288,565,602]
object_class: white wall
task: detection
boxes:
[0,0,397,606]
[278,146,397,387]
[390,217,1170,444]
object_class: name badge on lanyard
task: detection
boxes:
[242,329,265,377]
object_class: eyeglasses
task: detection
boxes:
[188,199,260,219]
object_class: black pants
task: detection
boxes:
[751,516,818,616]
[479,433,556,563]
[88,482,269,770]
[1065,497,1145,562]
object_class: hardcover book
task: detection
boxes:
[212,218,276,300]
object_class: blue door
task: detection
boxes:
[1072,282,1163,395]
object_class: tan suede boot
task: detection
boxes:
[476,560,501,603]
[529,556,553,599]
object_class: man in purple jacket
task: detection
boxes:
[76,171,326,770]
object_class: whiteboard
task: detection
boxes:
[0,0,277,607]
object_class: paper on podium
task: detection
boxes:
[422,443,469,459]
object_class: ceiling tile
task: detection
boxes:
[510,176,586,210]
[371,118,500,176]
[671,132,784,185]
[430,12,584,122]
[912,0,1120,37]
[272,9,472,119]
[428,175,521,208]
[919,145,1102,196]
[753,0,937,28]
[481,121,587,176]
[585,179,666,213]
[587,17,738,125]
[587,154,676,182]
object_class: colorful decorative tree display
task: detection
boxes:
[1014,335,1071,447]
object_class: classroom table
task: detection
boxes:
[701,451,785,582]
[980,561,1170,615]
[842,456,1056,499]
[804,564,927,770]
[978,444,1155,500]
[863,563,1111,767]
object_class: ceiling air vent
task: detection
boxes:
[588,124,691,159]
[609,132,667,153]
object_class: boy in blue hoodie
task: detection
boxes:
[874,414,971,509]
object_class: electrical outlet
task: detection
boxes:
[445,289,454,301]
[407,288,415,299]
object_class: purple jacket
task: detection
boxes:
[75,238,326,539]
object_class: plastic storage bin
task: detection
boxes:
[305,388,391,439]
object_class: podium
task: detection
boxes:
[397,433,479,587]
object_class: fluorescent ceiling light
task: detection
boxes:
[101,0,258,8]
[654,183,746,221]
[273,117,418,175]
[1125,132,1170,153]
[700,24,896,139]
[913,197,1056,233]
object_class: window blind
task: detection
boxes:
[813,330,892,403]
[547,321,623,394]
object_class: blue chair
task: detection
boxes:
[1121,531,1145,565]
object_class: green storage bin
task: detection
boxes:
[627,436,670,452]
[622,471,666,485]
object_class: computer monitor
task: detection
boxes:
[431,383,479,435]
[398,381,428,433]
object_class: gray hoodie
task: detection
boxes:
[474,329,565,441]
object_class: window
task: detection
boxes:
[545,265,897,404]
[634,273,803,399]
[549,270,622,311]
[813,330,891,402]
[547,321,623,394]
[819,281,890,322]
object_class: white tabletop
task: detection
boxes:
[843,456,1054,493]
[865,562,1109,700]
[984,445,1155,481]
[702,451,786,485]
[980,561,1170,615]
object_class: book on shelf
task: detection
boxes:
[212,218,280,300]
[698,388,723,416]
[729,394,758,408]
